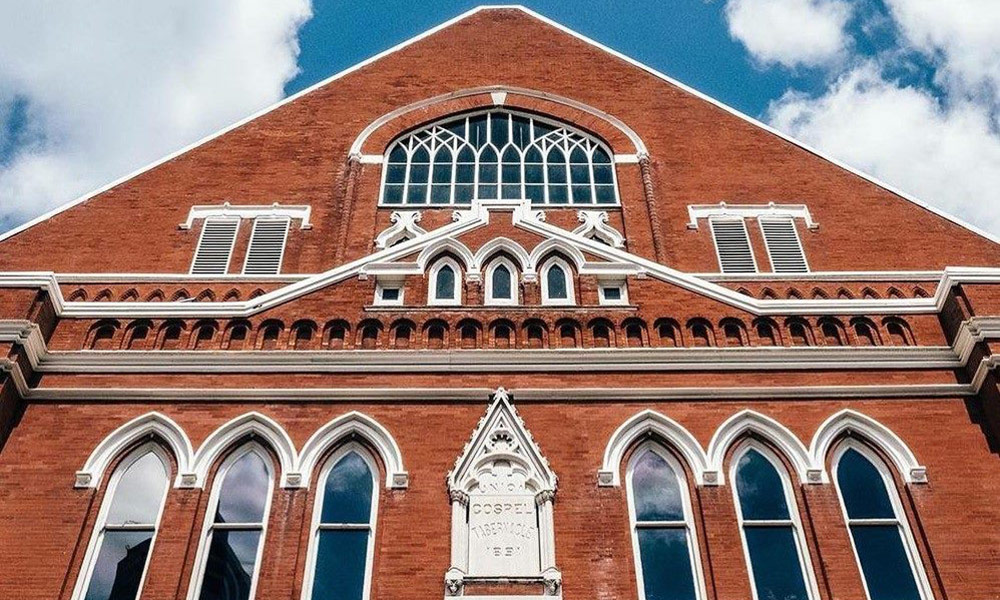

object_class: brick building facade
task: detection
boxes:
[1,6,1000,600]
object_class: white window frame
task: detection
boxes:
[300,443,379,600]
[190,216,240,275]
[242,216,291,275]
[626,442,707,600]
[758,216,809,273]
[72,443,171,600]
[708,216,758,274]
[484,257,519,306]
[730,442,819,600]
[832,441,933,600]
[598,278,628,306]
[374,280,405,307]
[186,443,274,600]
[540,257,576,306]
[427,257,463,306]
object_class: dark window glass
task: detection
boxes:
[381,288,400,302]
[310,529,369,600]
[838,449,894,520]
[851,526,922,600]
[735,450,790,521]
[546,264,568,300]
[632,451,684,522]
[385,162,406,184]
[435,265,456,301]
[311,453,374,600]
[197,530,261,600]
[492,264,512,300]
[511,115,531,148]
[636,529,697,600]
[105,452,169,525]
[320,452,374,525]
[84,531,153,600]
[744,528,810,600]
[490,112,509,146]
[602,287,622,301]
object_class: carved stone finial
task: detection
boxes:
[444,569,465,596]
[492,386,510,403]
[543,569,562,596]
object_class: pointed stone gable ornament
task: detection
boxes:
[445,388,561,598]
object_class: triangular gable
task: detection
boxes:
[448,386,556,493]
[2,4,996,253]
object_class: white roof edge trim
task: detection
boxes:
[4,5,996,248]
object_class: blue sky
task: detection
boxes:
[2,0,999,239]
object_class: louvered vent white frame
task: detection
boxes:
[759,216,809,273]
[709,217,757,274]
[243,217,291,275]
[190,217,239,275]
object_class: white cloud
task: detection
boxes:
[0,0,312,231]
[725,0,853,68]
[768,63,1000,234]
[883,0,1000,99]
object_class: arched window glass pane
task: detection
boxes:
[197,450,270,600]
[837,448,923,600]
[381,111,617,206]
[839,449,894,519]
[736,450,810,600]
[630,450,698,600]
[83,451,168,600]
[546,264,568,301]
[320,452,374,524]
[214,451,269,524]
[435,265,456,301]
[632,451,684,522]
[735,449,790,521]
[310,452,375,600]
[492,264,512,300]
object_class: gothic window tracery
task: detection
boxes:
[382,110,618,207]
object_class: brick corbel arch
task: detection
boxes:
[350,85,647,159]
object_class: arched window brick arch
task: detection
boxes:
[706,410,812,485]
[809,410,927,484]
[598,410,710,487]
[75,412,194,489]
[297,412,408,490]
[380,109,619,207]
[189,412,297,489]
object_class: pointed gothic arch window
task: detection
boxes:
[73,444,170,600]
[732,445,816,600]
[428,257,462,306]
[189,444,273,600]
[833,443,931,600]
[302,445,378,600]
[484,257,518,306]
[381,110,619,206]
[627,443,705,600]
[540,257,575,305]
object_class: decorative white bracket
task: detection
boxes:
[573,210,625,248]
[375,211,427,249]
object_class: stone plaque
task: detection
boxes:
[468,494,540,576]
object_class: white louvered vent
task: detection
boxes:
[709,217,757,273]
[190,218,239,275]
[760,216,809,273]
[243,217,290,275]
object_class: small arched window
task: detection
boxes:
[75,445,169,600]
[788,320,811,346]
[627,445,704,600]
[485,258,518,305]
[756,320,777,346]
[821,320,844,346]
[853,319,879,346]
[834,444,931,600]
[885,320,912,346]
[541,258,575,305]
[303,447,378,600]
[381,110,618,206]
[428,258,462,306]
[732,446,816,600]
[190,446,273,600]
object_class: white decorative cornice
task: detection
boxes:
[179,202,312,230]
[686,202,819,230]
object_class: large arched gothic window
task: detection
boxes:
[833,443,931,600]
[732,445,816,600]
[381,110,618,206]
[302,446,378,600]
[189,445,273,600]
[74,444,170,600]
[626,444,704,600]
